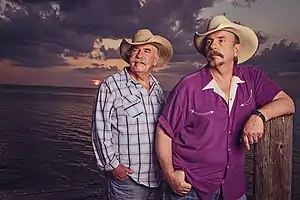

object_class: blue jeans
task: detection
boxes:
[165,187,247,200]
[106,173,163,200]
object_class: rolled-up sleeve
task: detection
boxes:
[253,68,282,108]
[92,82,119,171]
[158,84,188,139]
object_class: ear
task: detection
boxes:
[234,43,241,57]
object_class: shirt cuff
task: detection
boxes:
[105,157,120,171]
[158,115,175,139]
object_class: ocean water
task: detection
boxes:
[0,84,299,200]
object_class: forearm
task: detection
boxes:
[92,129,119,171]
[258,92,295,121]
[156,125,174,181]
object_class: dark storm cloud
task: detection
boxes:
[100,46,120,60]
[59,0,217,38]
[247,40,300,72]
[9,43,68,67]
[0,1,95,67]
[232,20,269,45]
[8,0,90,11]
[73,65,118,74]
[0,0,261,68]
[231,0,257,7]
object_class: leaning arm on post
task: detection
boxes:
[242,68,295,150]
[256,91,295,122]
[252,67,295,121]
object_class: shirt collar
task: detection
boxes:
[202,65,245,91]
[122,66,160,87]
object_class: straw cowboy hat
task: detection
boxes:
[120,29,173,68]
[194,15,258,64]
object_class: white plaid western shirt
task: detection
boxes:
[92,67,165,188]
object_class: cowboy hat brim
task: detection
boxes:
[194,23,258,64]
[120,35,173,68]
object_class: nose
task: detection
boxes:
[136,49,144,58]
[207,39,217,51]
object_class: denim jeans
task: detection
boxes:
[165,187,247,200]
[106,173,163,200]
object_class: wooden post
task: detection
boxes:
[254,115,293,200]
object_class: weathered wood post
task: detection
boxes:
[253,115,293,200]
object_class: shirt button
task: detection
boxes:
[228,148,231,151]
[228,131,231,134]
[227,165,230,169]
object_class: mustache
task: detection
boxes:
[208,50,224,58]
[131,58,149,65]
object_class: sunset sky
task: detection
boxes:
[1,0,300,91]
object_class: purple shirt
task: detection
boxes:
[158,65,281,200]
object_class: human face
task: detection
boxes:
[205,30,240,68]
[129,44,159,74]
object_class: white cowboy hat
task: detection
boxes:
[120,29,173,68]
[194,15,258,64]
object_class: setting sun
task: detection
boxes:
[91,80,101,86]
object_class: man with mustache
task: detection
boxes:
[156,15,295,200]
[92,29,173,200]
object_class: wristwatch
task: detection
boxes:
[252,110,266,123]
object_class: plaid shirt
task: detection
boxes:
[92,67,165,188]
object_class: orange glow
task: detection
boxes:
[91,80,101,86]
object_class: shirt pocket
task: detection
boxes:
[189,108,215,128]
[190,109,214,116]
[185,108,215,133]
[177,108,215,146]
[122,95,144,118]
[240,89,254,107]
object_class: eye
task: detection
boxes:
[219,38,225,43]
[132,48,138,53]
[206,40,212,45]
[144,49,151,54]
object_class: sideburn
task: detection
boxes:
[234,56,238,65]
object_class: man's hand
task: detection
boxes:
[111,163,134,180]
[167,170,192,195]
[242,114,265,150]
